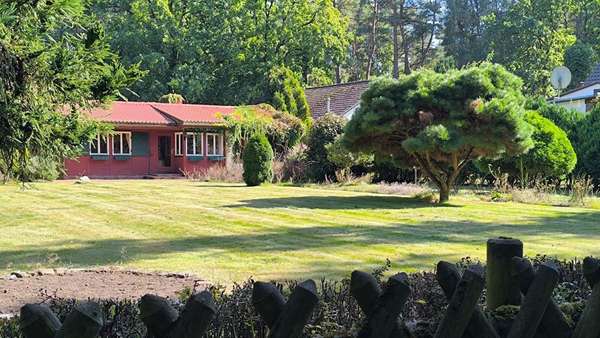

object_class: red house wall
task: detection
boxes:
[64,127,226,178]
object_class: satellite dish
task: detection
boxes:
[551,66,572,91]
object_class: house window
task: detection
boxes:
[186,132,203,156]
[207,133,224,156]
[90,135,108,155]
[175,132,183,156]
[112,132,132,155]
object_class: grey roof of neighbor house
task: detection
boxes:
[584,63,600,85]
[305,81,370,120]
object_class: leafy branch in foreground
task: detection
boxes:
[0,0,144,182]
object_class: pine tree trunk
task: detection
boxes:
[439,185,450,203]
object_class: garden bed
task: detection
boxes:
[0,268,208,315]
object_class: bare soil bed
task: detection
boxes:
[0,268,209,315]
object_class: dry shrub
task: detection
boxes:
[183,161,243,183]
[569,175,594,206]
[511,188,555,205]
[273,145,308,183]
[376,182,430,196]
[333,169,373,185]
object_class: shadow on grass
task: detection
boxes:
[3,208,600,278]
[226,195,460,210]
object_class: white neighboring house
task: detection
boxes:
[553,64,600,113]
[554,82,600,113]
[305,81,370,120]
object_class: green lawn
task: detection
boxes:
[0,180,599,283]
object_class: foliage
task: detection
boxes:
[266,111,306,155]
[305,113,346,182]
[242,133,274,186]
[224,106,271,158]
[326,135,373,172]
[0,258,595,337]
[183,162,244,183]
[268,66,311,124]
[442,0,510,68]
[479,112,577,182]
[526,97,585,140]
[225,106,303,158]
[159,93,185,104]
[575,106,600,184]
[0,0,142,182]
[564,42,598,88]
[485,0,576,96]
[90,0,349,103]
[273,144,308,183]
[344,63,534,202]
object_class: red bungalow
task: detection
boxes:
[64,101,235,178]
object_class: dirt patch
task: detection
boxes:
[0,268,209,315]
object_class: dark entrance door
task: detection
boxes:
[158,136,171,167]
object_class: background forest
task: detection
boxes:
[91,0,600,104]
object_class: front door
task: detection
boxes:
[158,136,171,167]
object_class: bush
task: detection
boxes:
[273,144,308,183]
[305,113,345,182]
[266,111,305,155]
[478,111,577,183]
[526,97,585,141]
[242,134,274,186]
[183,161,243,183]
[576,106,600,185]
[0,257,593,338]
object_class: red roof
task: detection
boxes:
[84,101,236,126]
[152,103,236,125]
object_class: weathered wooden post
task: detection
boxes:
[350,270,411,338]
[511,257,572,338]
[487,237,523,310]
[434,265,486,338]
[507,262,559,338]
[436,261,499,338]
[573,257,600,338]
[252,279,319,338]
[56,302,104,338]
[139,291,216,338]
[20,304,61,338]
[20,302,103,338]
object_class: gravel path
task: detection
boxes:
[0,268,209,315]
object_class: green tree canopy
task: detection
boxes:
[0,0,142,181]
[268,66,311,125]
[564,42,598,89]
[486,0,576,96]
[575,106,600,184]
[479,111,577,182]
[90,0,349,104]
[343,63,534,202]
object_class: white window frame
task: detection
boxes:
[174,132,183,156]
[206,133,224,156]
[186,132,203,156]
[89,135,109,155]
[112,131,132,156]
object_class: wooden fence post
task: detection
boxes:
[511,257,572,338]
[436,261,499,338]
[573,257,600,338]
[139,291,216,338]
[350,270,412,338]
[252,279,319,338]
[507,262,559,338]
[20,304,61,338]
[487,237,523,311]
[434,265,485,338]
[20,302,103,338]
